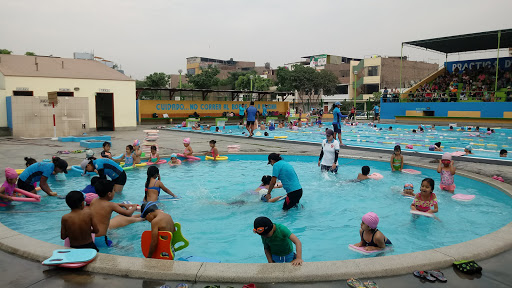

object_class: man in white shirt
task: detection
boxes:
[318,129,340,173]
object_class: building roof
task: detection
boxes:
[403,29,512,54]
[0,54,133,81]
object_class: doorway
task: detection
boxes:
[95,93,114,131]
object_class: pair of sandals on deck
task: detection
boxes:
[346,279,379,288]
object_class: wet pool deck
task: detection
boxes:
[0,125,511,287]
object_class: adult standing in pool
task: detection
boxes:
[81,158,126,193]
[265,153,303,210]
[246,101,258,137]
[17,157,68,196]
[318,129,340,173]
[332,102,343,144]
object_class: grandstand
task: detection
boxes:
[380,29,512,126]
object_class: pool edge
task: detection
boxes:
[0,155,511,283]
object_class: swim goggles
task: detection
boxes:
[441,159,451,164]
[253,227,267,234]
[404,183,414,189]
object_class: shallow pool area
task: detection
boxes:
[1,155,512,263]
[171,123,511,161]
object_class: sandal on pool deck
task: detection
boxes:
[427,270,447,282]
[363,280,378,288]
[453,260,482,274]
[413,270,436,282]
[347,278,365,288]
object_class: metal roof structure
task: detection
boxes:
[403,29,512,54]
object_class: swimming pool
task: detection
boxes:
[171,123,511,161]
[1,155,511,263]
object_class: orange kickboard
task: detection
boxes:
[141,231,174,260]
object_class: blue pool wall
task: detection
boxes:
[380,102,512,120]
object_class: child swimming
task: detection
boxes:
[140,202,175,258]
[61,191,99,251]
[90,179,137,248]
[352,212,392,251]
[434,142,443,152]
[119,145,135,168]
[205,140,219,160]
[464,145,473,155]
[402,183,415,197]
[0,168,18,206]
[500,149,508,157]
[253,216,303,266]
[144,166,177,202]
[411,178,438,213]
[390,145,403,172]
[182,138,194,158]
[437,153,456,193]
[169,154,181,166]
[133,140,142,164]
[101,142,113,159]
[81,176,100,194]
[357,166,371,181]
[150,145,160,163]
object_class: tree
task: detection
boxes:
[144,72,170,88]
[276,65,339,110]
[0,49,12,54]
[235,73,273,91]
[186,65,220,89]
[219,71,252,89]
[136,80,147,88]
[25,52,36,56]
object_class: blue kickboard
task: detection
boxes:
[43,249,97,265]
[177,256,221,263]
[159,195,180,201]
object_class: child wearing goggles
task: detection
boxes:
[437,153,456,193]
[402,183,415,197]
[253,216,303,266]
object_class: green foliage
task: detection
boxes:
[136,80,147,88]
[316,69,339,96]
[25,52,36,56]
[219,71,253,89]
[144,72,170,88]
[180,82,194,89]
[235,74,273,91]
[186,65,220,89]
[0,49,12,54]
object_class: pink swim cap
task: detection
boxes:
[5,167,18,179]
[133,139,140,146]
[84,193,98,205]
[362,212,379,229]
[183,138,190,144]
[442,152,452,160]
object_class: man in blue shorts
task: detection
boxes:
[246,101,258,137]
[265,153,303,210]
[332,102,343,144]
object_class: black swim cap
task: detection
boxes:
[254,216,273,235]
[140,202,158,218]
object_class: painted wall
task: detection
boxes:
[11,96,89,138]
[380,102,512,119]
[139,100,290,117]
[0,76,136,130]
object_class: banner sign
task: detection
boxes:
[445,57,512,73]
[139,100,289,116]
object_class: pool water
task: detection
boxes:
[172,124,511,161]
[2,155,512,263]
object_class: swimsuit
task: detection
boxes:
[361,229,392,247]
[412,193,438,212]
[0,181,15,207]
[150,153,158,163]
[125,152,134,166]
[95,235,113,248]
[211,148,217,157]
[71,241,99,252]
[392,157,401,170]
[144,180,161,201]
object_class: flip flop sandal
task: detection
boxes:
[427,270,447,282]
[413,271,436,282]
[347,278,365,288]
[363,280,379,288]
[176,284,189,288]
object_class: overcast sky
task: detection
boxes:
[1,0,510,80]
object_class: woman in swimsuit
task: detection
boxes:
[144,166,177,202]
[352,212,392,251]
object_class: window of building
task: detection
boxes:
[187,68,196,75]
[13,91,34,96]
[367,66,379,76]
[363,84,380,94]
[57,92,74,97]
[335,85,348,94]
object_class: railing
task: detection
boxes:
[381,90,510,103]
